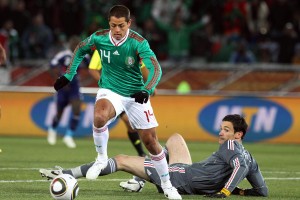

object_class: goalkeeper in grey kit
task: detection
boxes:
[40,114,268,198]
[53,4,181,200]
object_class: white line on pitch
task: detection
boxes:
[1,168,300,174]
[265,177,300,180]
[0,178,300,183]
[0,179,127,183]
[0,168,41,170]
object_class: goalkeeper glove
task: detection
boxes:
[130,90,149,104]
[54,76,70,91]
[232,187,245,196]
[204,188,231,198]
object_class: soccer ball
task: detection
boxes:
[49,174,79,200]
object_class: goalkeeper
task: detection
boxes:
[40,114,268,198]
[88,50,149,157]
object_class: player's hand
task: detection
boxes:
[130,91,149,104]
[232,187,245,195]
[54,76,70,91]
[204,188,230,198]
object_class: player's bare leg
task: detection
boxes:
[165,133,192,165]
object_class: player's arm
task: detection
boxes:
[130,40,161,104]
[49,51,69,79]
[205,141,249,198]
[140,63,157,96]
[137,40,162,95]
[0,43,6,65]
[232,159,268,197]
[54,35,95,91]
[88,50,102,81]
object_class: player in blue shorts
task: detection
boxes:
[40,114,268,198]
[47,35,87,148]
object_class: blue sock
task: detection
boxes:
[65,129,74,137]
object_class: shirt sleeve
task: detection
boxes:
[137,40,161,95]
[219,140,249,192]
[244,158,268,196]
[64,34,95,81]
[88,50,102,70]
[50,51,70,68]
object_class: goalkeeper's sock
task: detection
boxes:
[133,175,146,184]
[127,131,146,157]
[64,158,117,178]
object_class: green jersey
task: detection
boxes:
[65,29,161,97]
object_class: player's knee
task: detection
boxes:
[94,113,108,127]
[166,133,184,147]
[114,154,129,170]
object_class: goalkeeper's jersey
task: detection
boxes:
[180,140,266,194]
[66,29,161,97]
[146,140,267,195]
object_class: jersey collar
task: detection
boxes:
[109,29,129,46]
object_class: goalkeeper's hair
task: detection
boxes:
[108,5,130,22]
[222,114,248,139]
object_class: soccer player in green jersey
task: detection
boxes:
[40,114,268,198]
[53,5,181,200]
[88,49,148,157]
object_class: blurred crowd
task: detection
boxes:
[1,0,300,65]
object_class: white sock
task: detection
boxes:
[149,149,171,187]
[93,125,109,160]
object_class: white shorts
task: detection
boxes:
[96,88,158,129]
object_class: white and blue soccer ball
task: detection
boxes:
[49,174,79,200]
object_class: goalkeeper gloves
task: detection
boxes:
[130,90,149,104]
[204,188,231,198]
[54,76,70,91]
[232,187,245,196]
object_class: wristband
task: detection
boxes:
[221,188,231,197]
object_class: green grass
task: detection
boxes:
[0,136,300,200]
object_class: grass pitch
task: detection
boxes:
[0,136,299,200]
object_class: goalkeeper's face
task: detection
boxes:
[109,16,131,40]
[218,121,242,144]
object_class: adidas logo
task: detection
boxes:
[113,50,120,55]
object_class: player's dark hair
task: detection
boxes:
[108,5,130,22]
[222,114,248,139]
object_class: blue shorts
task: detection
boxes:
[55,84,82,109]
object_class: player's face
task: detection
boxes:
[218,121,235,144]
[109,16,131,40]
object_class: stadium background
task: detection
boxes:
[0,1,300,200]
[1,0,300,143]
